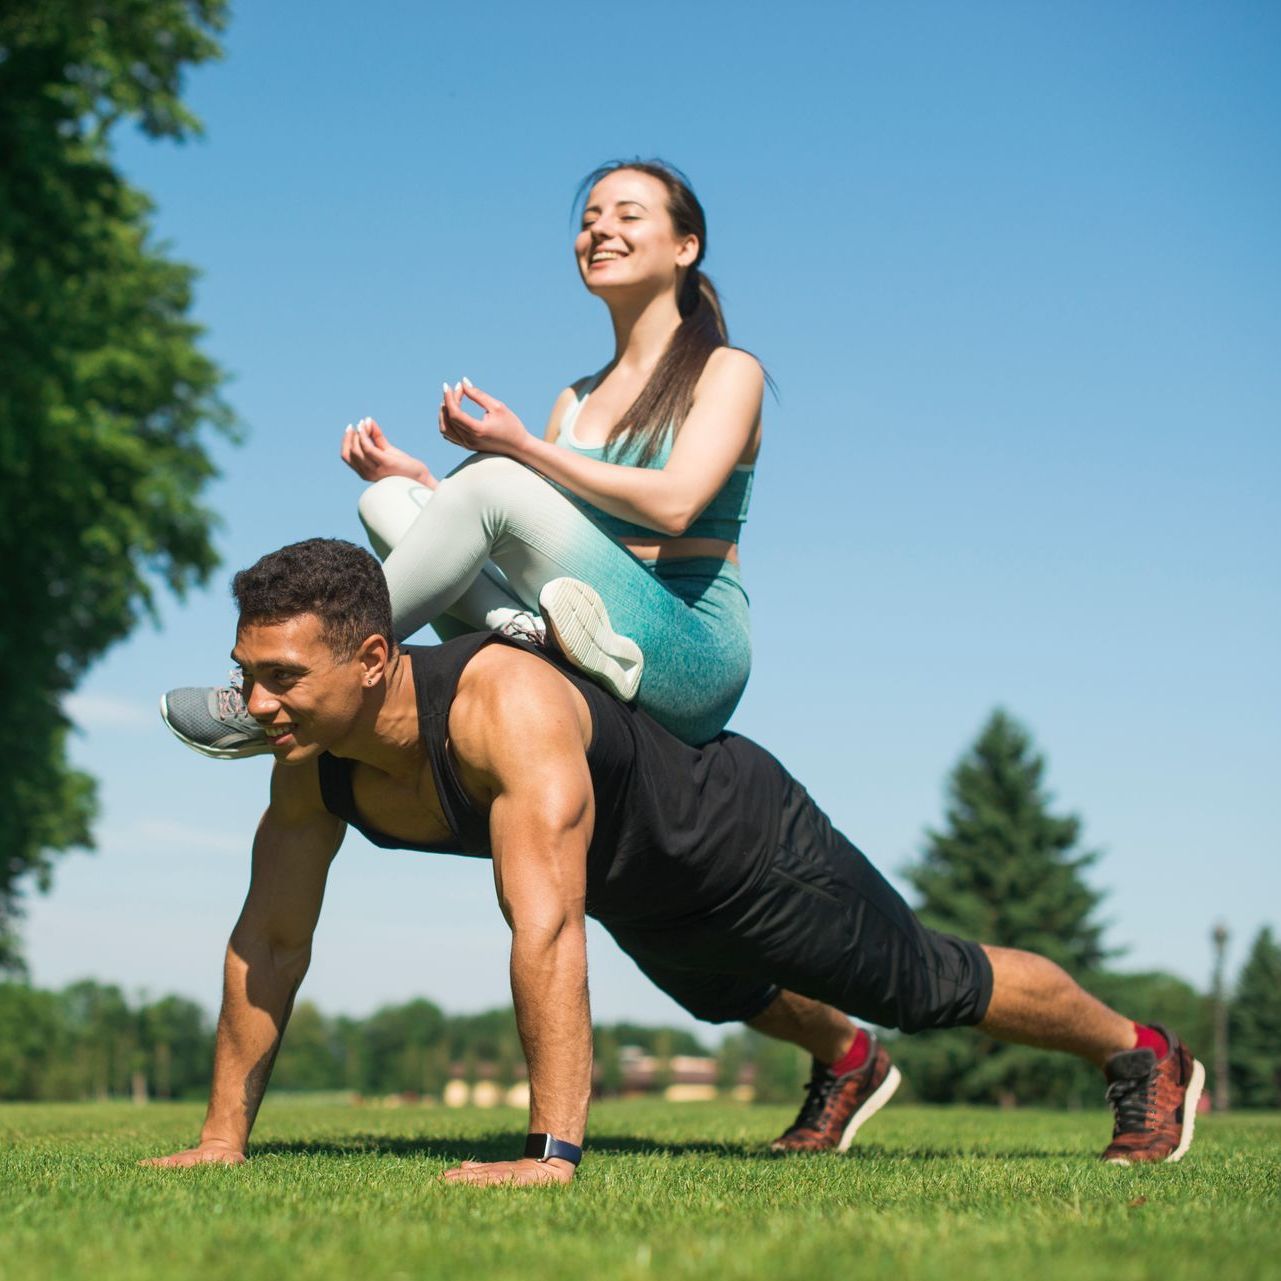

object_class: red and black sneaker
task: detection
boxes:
[769,1036,902,1153]
[1101,1025,1205,1164]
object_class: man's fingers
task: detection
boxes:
[139,1149,244,1168]
[440,1158,566,1188]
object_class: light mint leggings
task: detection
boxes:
[359,455,751,744]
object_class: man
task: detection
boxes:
[145,539,1202,1184]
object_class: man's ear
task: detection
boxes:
[355,633,392,688]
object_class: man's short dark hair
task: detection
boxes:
[232,539,394,658]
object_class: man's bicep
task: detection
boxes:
[477,678,594,926]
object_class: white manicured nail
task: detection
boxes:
[454,382,462,395]
[345,424,354,433]
[442,382,451,395]
[462,376,473,387]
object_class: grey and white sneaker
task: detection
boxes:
[539,577,644,703]
[492,609,547,646]
[160,676,271,760]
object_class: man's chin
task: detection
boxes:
[269,734,322,764]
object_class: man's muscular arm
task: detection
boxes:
[142,761,344,1166]
[442,648,595,1187]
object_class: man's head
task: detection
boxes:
[230,539,395,761]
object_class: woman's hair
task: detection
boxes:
[575,158,730,467]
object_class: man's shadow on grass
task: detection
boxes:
[251,1134,1082,1162]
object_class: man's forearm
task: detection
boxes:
[510,919,593,1145]
[199,932,308,1152]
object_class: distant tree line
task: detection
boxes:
[0,981,726,1103]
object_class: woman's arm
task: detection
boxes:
[441,349,764,536]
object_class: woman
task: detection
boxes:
[162,159,764,752]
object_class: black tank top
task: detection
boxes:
[317,634,787,928]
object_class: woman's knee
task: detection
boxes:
[357,475,432,549]
[445,454,552,503]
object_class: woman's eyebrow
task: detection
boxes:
[583,199,650,217]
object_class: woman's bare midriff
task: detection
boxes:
[622,536,738,565]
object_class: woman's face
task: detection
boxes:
[575,169,699,299]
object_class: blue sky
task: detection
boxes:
[25,1,1280,1034]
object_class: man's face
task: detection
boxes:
[231,613,368,763]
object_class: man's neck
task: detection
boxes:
[328,649,424,779]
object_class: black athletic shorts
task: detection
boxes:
[603,774,994,1031]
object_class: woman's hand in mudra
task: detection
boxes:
[341,417,437,487]
[439,379,534,459]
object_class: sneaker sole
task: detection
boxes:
[836,1064,903,1152]
[1104,1057,1206,1166]
[540,578,643,703]
[159,693,273,761]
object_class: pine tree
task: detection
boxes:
[1229,927,1281,1108]
[908,708,1108,972]
[898,709,1110,1105]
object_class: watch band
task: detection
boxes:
[524,1132,583,1166]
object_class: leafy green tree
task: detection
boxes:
[742,1030,808,1104]
[900,709,1111,1104]
[592,1027,624,1096]
[0,984,71,1099]
[594,1023,707,1057]
[0,0,234,973]
[272,1000,343,1092]
[361,998,447,1094]
[1229,926,1281,1108]
[60,979,138,1097]
[715,1032,747,1094]
[138,993,212,1098]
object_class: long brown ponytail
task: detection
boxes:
[576,159,730,467]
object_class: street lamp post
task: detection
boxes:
[1211,922,1230,1113]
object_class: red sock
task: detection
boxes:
[1133,1023,1169,1059]
[829,1029,871,1075]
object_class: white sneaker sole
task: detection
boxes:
[159,693,272,761]
[837,1064,903,1152]
[539,578,644,703]
[1105,1057,1206,1165]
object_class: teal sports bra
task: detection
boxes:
[552,372,755,545]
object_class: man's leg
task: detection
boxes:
[718,762,1204,1163]
[978,945,1134,1064]
[747,990,856,1063]
[747,992,901,1153]
[976,945,1204,1164]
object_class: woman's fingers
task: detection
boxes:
[441,382,486,437]
[459,378,501,412]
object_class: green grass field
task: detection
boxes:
[1,1098,1277,1281]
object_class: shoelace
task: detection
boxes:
[1106,1071,1157,1135]
[216,672,250,721]
[497,612,546,646]
[786,1063,840,1133]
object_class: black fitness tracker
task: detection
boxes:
[523,1132,583,1166]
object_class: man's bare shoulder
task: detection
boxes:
[267,755,331,825]
[450,643,591,772]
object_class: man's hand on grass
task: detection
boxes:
[139,1141,246,1168]
[441,1158,575,1187]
